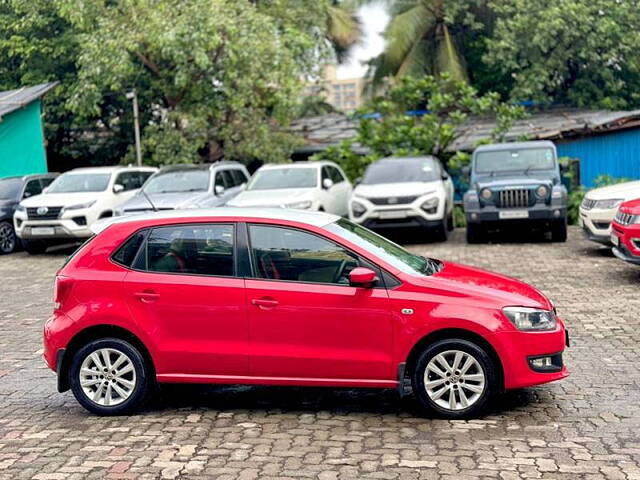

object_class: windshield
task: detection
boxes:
[47,173,111,193]
[247,168,317,190]
[475,148,555,174]
[0,177,22,200]
[144,170,210,194]
[326,218,440,276]
[362,158,439,185]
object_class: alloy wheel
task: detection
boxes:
[79,348,137,406]
[0,222,16,253]
[424,349,486,411]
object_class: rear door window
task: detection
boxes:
[23,179,43,198]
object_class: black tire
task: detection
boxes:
[411,338,497,419]
[69,338,151,416]
[0,220,17,254]
[432,216,449,242]
[551,219,567,242]
[447,209,454,232]
[466,223,485,244]
[23,239,48,255]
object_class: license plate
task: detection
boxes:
[499,210,529,220]
[31,227,55,236]
[611,234,619,246]
[379,210,407,220]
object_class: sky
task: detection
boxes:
[336,4,389,80]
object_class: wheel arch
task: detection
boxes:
[58,324,155,393]
[404,328,505,391]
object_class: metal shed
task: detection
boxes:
[0,82,58,179]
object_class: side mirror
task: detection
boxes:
[322,178,334,189]
[461,166,471,177]
[42,187,49,194]
[349,267,378,288]
[23,192,32,198]
[559,163,568,174]
[113,184,125,193]
[215,185,225,195]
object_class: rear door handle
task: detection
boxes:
[251,298,279,309]
[134,291,160,303]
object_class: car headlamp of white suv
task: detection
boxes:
[595,198,624,209]
[283,200,313,210]
[63,200,96,211]
[503,306,557,331]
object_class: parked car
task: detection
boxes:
[44,208,568,418]
[349,156,454,241]
[611,199,640,265]
[116,162,249,216]
[0,173,58,254]
[463,141,568,243]
[14,166,156,254]
[579,180,640,245]
[226,161,351,216]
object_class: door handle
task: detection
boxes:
[251,298,279,309]
[134,291,160,303]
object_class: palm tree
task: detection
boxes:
[367,0,487,86]
[326,0,363,63]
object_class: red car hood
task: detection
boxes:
[620,198,640,215]
[414,261,553,310]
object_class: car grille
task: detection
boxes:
[581,198,596,210]
[369,196,418,206]
[615,211,637,225]
[497,189,531,208]
[27,206,63,220]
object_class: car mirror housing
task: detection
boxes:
[215,185,225,195]
[349,267,378,288]
[322,178,334,189]
[113,184,125,193]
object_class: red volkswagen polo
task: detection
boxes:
[44,208,569,418]
[611,199,640,266]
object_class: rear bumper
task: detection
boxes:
[490,320,569,390]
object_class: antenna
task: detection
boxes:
[140,187,158,212]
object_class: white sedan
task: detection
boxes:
[226,161,352,216]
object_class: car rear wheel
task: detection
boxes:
[0,221,17,254]
[411,339,497,419]
[23,239,48,255]
[69,338,151,415]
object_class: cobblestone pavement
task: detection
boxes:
[1,227,640,479]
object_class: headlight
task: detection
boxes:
[421,197,439,213]
[503,306,557,331]
[351,200,366,217]
[283,200,312,210]
[480,188,492,200]
[63,200,96,211]
[595,198,624,210]
[15,204,26,212]
[536,185,549,197]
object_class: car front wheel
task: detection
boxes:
[69,338,151,415]
[0,221,17,254]
[411,339,497,419]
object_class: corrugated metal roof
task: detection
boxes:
[291,108,640,153]
[0,82,59,120]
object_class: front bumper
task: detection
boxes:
[612,245,640,265]
[579,206,616,245]
[611,223,640,265]
[466,204,566,224]
[14,212,94,240]
[491,320,569,390]
[350,195,446,229]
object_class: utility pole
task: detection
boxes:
[126,89,142,166]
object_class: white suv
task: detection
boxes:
[14,166,157,253]
[349,156,455,241]
[579,180,640,245]
[227,161,352,216]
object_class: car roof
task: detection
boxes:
[65,166,157,174]
[258,161,333,170]
[375,156,437,164]
[474,140,556,152]
[91,207,341,235]
[156,162,245,173]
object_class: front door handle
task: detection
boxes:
[251,298,279,309]
[134,291,160,303]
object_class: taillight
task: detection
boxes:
[53,275,74,311]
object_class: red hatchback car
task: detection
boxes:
[44,209,569,418]
[611,199,640,265]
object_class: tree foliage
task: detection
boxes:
[314,74,525,180]
[485,0,640,108]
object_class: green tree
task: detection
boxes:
[314,74,525,179]
[54,0,337,165]
[485,0,640,108]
